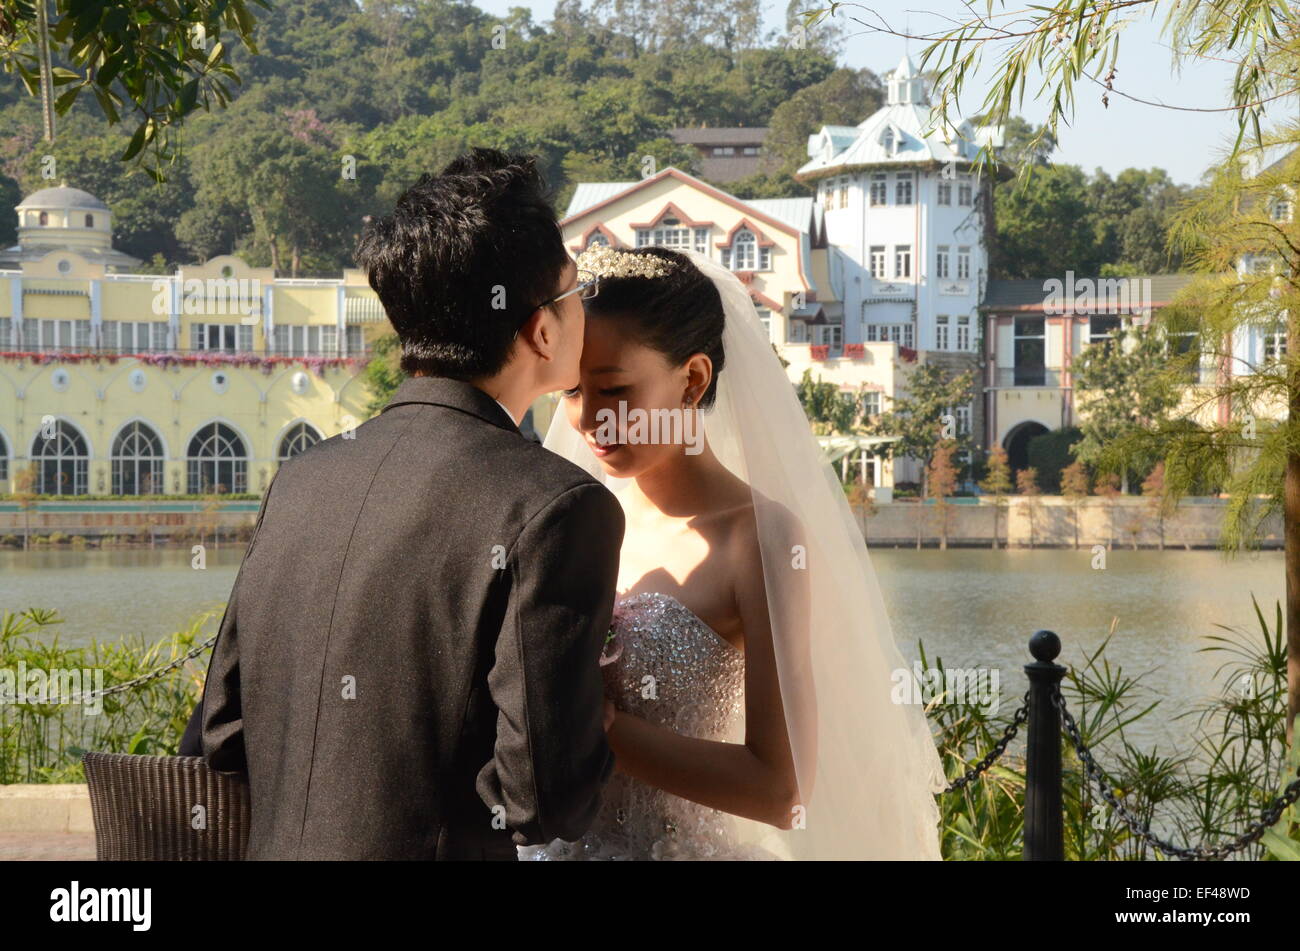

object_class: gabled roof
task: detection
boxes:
[744,197,817,234]
[559,167,817,293]
[798,103,981,179]
[797,56,996,180]
[559,167,805,241]
[565,182,636,218]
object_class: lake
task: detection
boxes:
[0,546,1284,755]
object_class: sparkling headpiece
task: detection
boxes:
[576,245,678,280]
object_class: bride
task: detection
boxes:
[520,245,946,860]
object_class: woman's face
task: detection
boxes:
[562,314,705,479]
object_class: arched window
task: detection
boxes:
[30,420,89,495]
[112,421,165,495]
[84,213,94,227]
[731,230,756,270]
[187,423,247,494]
[277,422,322,461]
[0,430,8,483]
[38,211,48,226]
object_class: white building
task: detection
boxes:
[796,55,1000,363]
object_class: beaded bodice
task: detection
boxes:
[518,592,773,860]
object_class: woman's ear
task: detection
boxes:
[683,353,712,406]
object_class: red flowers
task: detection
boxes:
[0,350,365,377]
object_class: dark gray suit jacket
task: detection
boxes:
[195,376,623,859]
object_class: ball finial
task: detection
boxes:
[1029,630,1061,663]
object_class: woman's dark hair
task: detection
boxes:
[354,148,568,380]
[584,247,726,408]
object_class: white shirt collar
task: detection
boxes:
[494,398,518,427]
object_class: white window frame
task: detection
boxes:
[895,245,912,279]
[956,315,971,351]
[869,246,886,279]
[869,174,888,206]
[895,173,913,205]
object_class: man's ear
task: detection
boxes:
[516,306,557,362]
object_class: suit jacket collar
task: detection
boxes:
[382,376,519,433]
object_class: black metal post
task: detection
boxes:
[1024,630,1066,860]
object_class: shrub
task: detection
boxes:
[1028,426,1083,493]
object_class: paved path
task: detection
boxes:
[0,832,95,860]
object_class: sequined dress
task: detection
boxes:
[518,591,778,860]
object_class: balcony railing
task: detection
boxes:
[995,367,1063,387]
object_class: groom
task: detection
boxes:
[178,148,624,859]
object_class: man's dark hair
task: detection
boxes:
[355,148,568,380]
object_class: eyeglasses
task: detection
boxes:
[515,269,600,341]
[537,269,599,310]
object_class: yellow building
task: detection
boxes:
[0,183,387,496]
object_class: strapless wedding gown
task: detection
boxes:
[518,591,779,860]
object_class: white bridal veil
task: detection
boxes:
[543,250,946,859]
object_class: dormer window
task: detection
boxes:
[720,228,771,271]
[586,232,610,250]
[880,127,894,152]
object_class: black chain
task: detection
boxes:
[943,690,1030,792]
[1052,684,1300,860]
[6,634,218,705]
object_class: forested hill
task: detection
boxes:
[0,0,1186,278]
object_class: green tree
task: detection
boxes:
[1027,426,1083,493]
[796,368,857,435]
[1145,137,1300,731]
[1071,324,1181,494]
[1,0,268,179]
[363,333,405,416]
[869,362,976,501]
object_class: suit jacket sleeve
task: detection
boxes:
[199,475,278,774]
[476,481,625,846]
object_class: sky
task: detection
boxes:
[471,0,1286,186]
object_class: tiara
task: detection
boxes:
[576,245,677,280]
